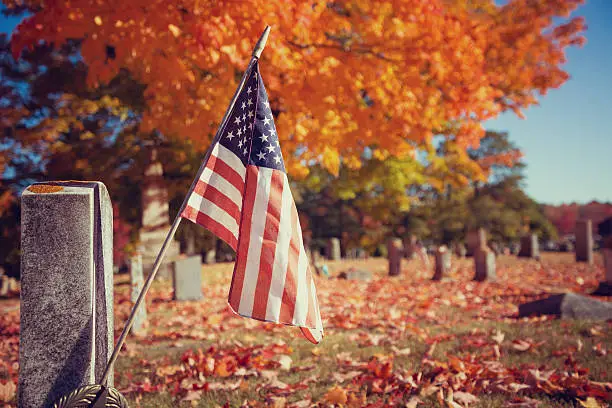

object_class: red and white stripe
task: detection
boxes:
[181,143,245,250]
[228,166,323,342]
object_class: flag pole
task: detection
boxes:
[99,25,271,386]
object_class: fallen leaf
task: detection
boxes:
[324,385,348,405]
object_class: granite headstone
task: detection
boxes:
[575,220,594,264]
[433,245,451,281]
[387,238,404,276]
[474,247,496,281]
[130,253,147,335]
[172,255,203,301]
[19,182,114,408]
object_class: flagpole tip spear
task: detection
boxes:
[253,25,271,59]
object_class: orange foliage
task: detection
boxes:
[7,0,585,176]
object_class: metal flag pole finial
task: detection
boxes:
[253,25,271,59]
[52,25,272,408]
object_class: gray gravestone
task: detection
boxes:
[404,235,417,259]
[593,218,612,295]
[338,268,372,281]
[0,274,9,297]
[467,228,486,257]
[204,250,217,264]
[140,149,180,278]
[518,234,540,259]
[575,220,593,264]
[474,248,496,281]
[130,253,147,334]
[387,238,404,276]
[172,255,203,301]
[454,243,467,258]
[327,238,341,261]
[19,182,114,408]
[519,293,612,320]
[433,246,451,281]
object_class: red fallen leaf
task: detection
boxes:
[332,370,362,383]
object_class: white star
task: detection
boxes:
[248,110,254,119]
[247,98,253,107]
[242,113,246,121]
[234,116,241,125]
[268,129,276,137]
[247,86,252,95]
[260,133,269,142]
[274,155,281,164]
[275,140,280,147]
[263,100,270,110]
[266,144,276,153]
[237,128,242,136]
[263,117,271,126]
[257,151,266,161]
[243,125,246,133]
[241,101,246,110]
[243,147,248,155]
[226,131,235,141]
[238,139,243,148]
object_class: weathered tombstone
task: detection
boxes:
[387,238,404,276]
[139,149,180,278]
[593,217,612,295]
[518,234,540,259]
[19,182,114,408]
[467,228,487,257]
[519,293,612,320]
[204,249,217,264]
[0,267,8,297]
[433,245,451,281]
[575,220,593,264]
[326,238,341,261]
[454,243,467,258]
[338,268,372,281]
[172,255,203,301]
[404,235,417,259]
[474,248,496,281]
[509,242,521,255]
[184,231,197,256]
[130,253,147,335]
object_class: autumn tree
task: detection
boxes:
[4,0,586,177]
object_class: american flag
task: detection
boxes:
[181,61,323,343]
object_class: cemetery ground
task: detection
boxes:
[1,254,611,407]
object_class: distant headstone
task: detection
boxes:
[0,275,9,297]
[575,220,593,264]
[338,268,372,281]
[518,234,540,259]
[204,250,217,264]
[19,182,114,408]
[593,218,612,296]
[454,243,467,258]
[404,235,417,259]
[387,238,404,276]
[559,240,574,252]
[433,246,451,281]
[467,228,487,257]
[140,149,180,278]
[474,248,496,281]
[519,293,612,321]
[172,255,203,301]
[184,232,196,256]
[130,253,147,335]
[327,238,341,261]
[509,242,521,255]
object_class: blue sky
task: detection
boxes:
[1,2,610,205]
